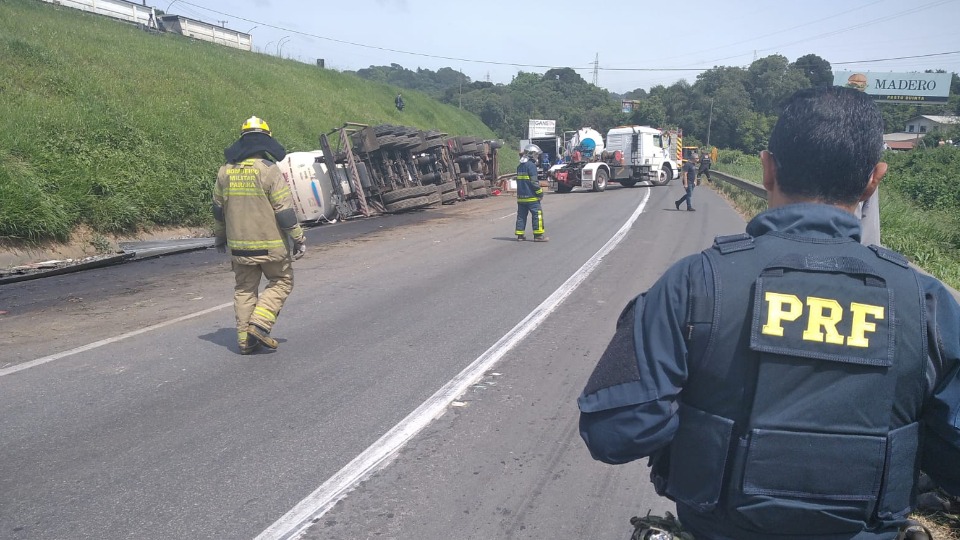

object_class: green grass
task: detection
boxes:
[0,0,497,242]
[714,150,960,290]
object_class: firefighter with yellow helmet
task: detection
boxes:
[213,116,306,354]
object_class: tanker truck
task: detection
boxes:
[547,127,608,193]
[275,123,502,223]
[548,125,678,192]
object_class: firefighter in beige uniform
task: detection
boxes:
[213,116,306,354]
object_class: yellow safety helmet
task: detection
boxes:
[241,116,271,136]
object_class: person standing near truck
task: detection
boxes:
[675,155,699,211]
[697,150,712,182]
[213,116,306,355]
[515,144,548,242]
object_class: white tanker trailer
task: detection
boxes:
[547,127,609,193]
[276,151,354,223]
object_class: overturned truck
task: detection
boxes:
[277,123,502,223]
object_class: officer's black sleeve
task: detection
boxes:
[577,255,695,464]
[919,276,960,496]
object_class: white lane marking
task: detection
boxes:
[0,303,233,378]
[257,189,653,540]
[499,212,515,220]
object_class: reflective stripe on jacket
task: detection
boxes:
[516,160,542,203]
[213,157,303,265]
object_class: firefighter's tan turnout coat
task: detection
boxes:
[213,157,305,348]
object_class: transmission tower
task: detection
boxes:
[592,53,599,86]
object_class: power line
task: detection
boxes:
[176,1,958,76]
[639,0,886,66]
[701,0,954,66]
[833,50,960,65]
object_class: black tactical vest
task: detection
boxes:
[652,232,928,536]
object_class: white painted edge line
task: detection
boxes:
[257,189,653,540]
[0,302,233,377]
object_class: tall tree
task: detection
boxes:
[792,54,833,87]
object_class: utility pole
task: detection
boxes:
[459,70,463,109]
[217,20,227,28]
[706,97,714,147]
[592,53,599,86]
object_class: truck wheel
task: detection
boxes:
[439,180,457,194]
[653,166,671,186]
[592,169,608,192]
[619,179,637,188]
[385,195,433,213]
[382,185,437,204]
[555,184,574,194]
[441,190,459,204]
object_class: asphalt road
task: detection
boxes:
[0,182,746,540]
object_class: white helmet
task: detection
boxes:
[522,143,542,159]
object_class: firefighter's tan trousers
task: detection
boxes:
[232,260,293,346]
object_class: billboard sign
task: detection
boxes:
[834,71,952,103]
[527,119,556,138]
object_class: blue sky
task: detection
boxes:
[165,0,960,94]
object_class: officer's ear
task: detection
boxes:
[760,150,778,193]
[859,162,887,203]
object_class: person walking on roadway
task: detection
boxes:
[515,144,548,242]
[578,86,960,539]
[675,154,699,211]
[213,116,306,355]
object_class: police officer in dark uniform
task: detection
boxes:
[697,150,712,182]
[578,86,960,539]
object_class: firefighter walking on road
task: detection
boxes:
[213,116,306,355]
[515,144,548,242]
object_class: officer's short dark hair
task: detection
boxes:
[767,86,883,204]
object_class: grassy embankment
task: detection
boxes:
[713,147,960,291]
[0,0,498,246]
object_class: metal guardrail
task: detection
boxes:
[710,170,767,200]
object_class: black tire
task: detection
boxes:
[619,179,638,188]
[592,168,608,192]
[439,180,457,193]
[441,190,459,204]
[385,195,433,213]
[652,166,672,187]
[460,172,480,181]
[381,185,437,204]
